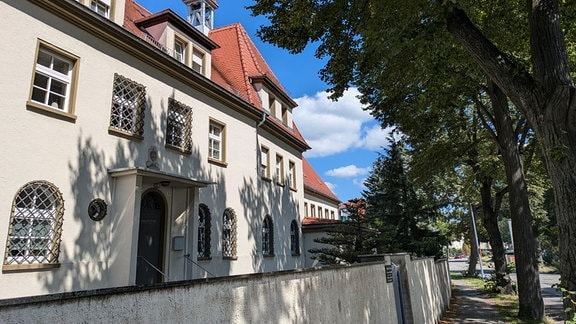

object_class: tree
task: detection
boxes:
[309,198,377,265]
[363,139,446,258]
[248,1,575,319]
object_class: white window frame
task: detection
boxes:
[192,49,204,74]
[261,146,270,179]
[275,154,284,185]
[208,120,225,163]
[174,38,186,63]
[288,160,296,189]
[90,0,111,18]
[30,47,74,113]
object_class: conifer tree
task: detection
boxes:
[363,139,446,258]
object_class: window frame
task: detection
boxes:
[3,180,64,271]
[262,215,274,257]
[173,37,186,64]
[260,146,271,180]
[192,48,205,75]
[108,73,147,139]
[222,208,237,259]
[275,154,284,186]
[197,204,211,260]
[290,220,300,256]
[90,0,111,18]
[208,119,227,166]
[27,41,79,122]
[288,160,296,190]
[165,98,192,153]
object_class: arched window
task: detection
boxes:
[222,208,237,259]
[198,204,211,259]
[290,220,300,256]
[4,181,64,268]
[262,215,274,256]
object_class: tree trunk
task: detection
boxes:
[488,81,544,319]
[537,87,576,319]
[478,176,513,294]
[446,5,574,317]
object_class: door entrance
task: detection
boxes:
[136,191,166,285]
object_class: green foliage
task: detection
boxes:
[309,198,377,265]
[363,139,447,258]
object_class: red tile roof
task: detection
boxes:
[208,23,307,146]
[303,157,340,203]
[123,0,151,35]
[209,23,288,109]
[122,2,309,148]
[301,217,341,226]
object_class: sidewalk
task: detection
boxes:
[440,278,506,324]
[440,278,565,323]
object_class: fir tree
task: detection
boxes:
[363,139,446,258]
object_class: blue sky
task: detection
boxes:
[137,0,394,201]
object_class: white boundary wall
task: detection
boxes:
[1,259,450,323]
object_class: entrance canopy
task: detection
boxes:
[108,167,214,188]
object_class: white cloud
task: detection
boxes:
[326,165,371,178]
[294,88,372,157]
[324,182,337,192]
[361,125,396,151]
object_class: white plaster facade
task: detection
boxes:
[0,0,308,299]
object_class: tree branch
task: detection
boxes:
[446,8,535,115]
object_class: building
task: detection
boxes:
[0,0,336,299]
[301,157,341,267]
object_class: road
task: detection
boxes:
[448,259,564,322]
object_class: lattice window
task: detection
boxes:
[262,215,274,256]
[222,208,237,259]
[4,181,64,266]
[109,73,146,136]
[290,220,300,256]
[166,98,192,152]
[197,204,211,259]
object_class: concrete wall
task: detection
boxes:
[0,258,451,324]
[390,254,451,324]
[0,263,399,324]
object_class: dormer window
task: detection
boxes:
[173,38,186,63]
[192,49,204,74]
[90,0,110,18]
[268,96,277,117]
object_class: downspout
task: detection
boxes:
[257,110,268,128]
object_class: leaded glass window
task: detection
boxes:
[109,73,146,136]
[4,181,64,266]
[222,208,237,259]
[198,204,211,258]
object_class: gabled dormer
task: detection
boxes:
[76,0,126,25]
[134,9,219,78]
[251,76,296,129]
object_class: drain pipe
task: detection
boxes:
[257,110,269,127]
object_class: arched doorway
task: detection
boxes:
[136,190,166,285]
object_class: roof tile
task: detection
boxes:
[303,157,340,202]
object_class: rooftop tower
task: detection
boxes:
[183,0,218,35]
